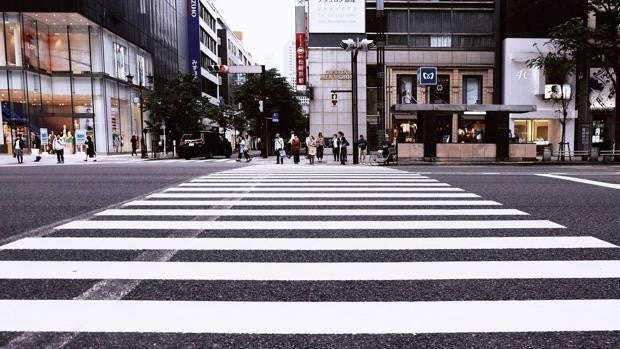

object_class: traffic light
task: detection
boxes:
[206,65,229,74]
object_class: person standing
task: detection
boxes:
[307,135,317,165]
[48,131,56,154]
[130,134,138,156]
[33,135,42,162]
[274,133,285,164]
[14,135,25,164]
[332,134,339,162]
[338,131,349,165]
[84,135,97,162]
[236,136,245,162]
[358,135,368,164]
[316,132,324,163]
[291,135,301,164]
[53,134,65,164]
[243,135,252,162]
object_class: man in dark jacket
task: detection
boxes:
[14,135,25,164]
[338,131,349,165]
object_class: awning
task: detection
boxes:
[393,104,537,113]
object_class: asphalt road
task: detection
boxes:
[0,162,618,348]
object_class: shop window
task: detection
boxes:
[458,115,486,143]
[114,42,128,80]
[4,13,22,67]
[513,119,550,145]
[37,22,51,72]
[70,26,91,74]
[49,26,70,72]
[462,76,482,104]
[397,75,417,104]
[0,20,5,66]
[436,115,452,143]
[23,16,38,69]
[396,118,421,143]
[89,26,103,73]
[431,75,450,104]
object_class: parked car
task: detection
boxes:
[178,130,232,159]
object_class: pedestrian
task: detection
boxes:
[381,133,392,158]
[236,136,244,162]
[274,132,285,164]
[316,132,324,163]
[53,134,65,164]
[291,134,301,164]
[32,135,42,162]
[243,135,252,162]
[338,131,349,165]
[358,134,368,164]
[307,135,317,165]
[48,131,56,154]
[332,133,339,162]
[13,135,25,164]
[84,135,97,162]
[130,134,138,156]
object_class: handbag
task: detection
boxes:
[279,149,286,157]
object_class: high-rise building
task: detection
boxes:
[0,0,182,155]
[283,40,297,90]
[217,21,255,106]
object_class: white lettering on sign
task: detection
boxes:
[320,70,352,80]
[515,68,531,80]
[190,0,198,18]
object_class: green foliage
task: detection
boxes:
[234,68,305,137]
[143,74,214,140]
[526,44,576,84]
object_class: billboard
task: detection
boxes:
[308,0,365,33]
[589,68,616,110]
[187,0,200,77]
[544,84,571,100]
[296,32,307,86]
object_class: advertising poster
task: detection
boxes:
[187,0,200,77]
[589,68,616,110]
[40,128,48,145]
[308,0,366,33]
[137,54,146,86]
[114,43,127,80]
[75,129,86,145]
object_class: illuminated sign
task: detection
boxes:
[308,0,365,33]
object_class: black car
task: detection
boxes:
[178,130,232,159]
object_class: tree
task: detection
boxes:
[143,74,213,142]
[527,43,576,160]
[547,0,620,157]
[234,68,305,143]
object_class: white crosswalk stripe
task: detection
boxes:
[0,164,618,341]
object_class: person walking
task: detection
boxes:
[274,133,285,164]
[243,135,252,162]
[32,135,42,162]
[338,131,349,165]
[236,136,245,162]
[358,134,368,164]
[291,135,301,164]
[130,134,138,156]
[332,134,339,162]
[316,132,324,163]
[53,134,65,164]
[13,135,25,164]
[307,135,317,165]
[84,135,97,162]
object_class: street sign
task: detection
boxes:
[40,128,48,144]
[417,67,438,85]
[272,113,279,122]
[227,65,264,74]
[75,129,86,144]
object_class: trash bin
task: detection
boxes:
[590,147,599,162]
[542,146,551,162]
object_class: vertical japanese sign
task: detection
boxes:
[187,0,200,77]
[295,32,307,87]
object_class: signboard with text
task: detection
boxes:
[40,128,48,144]
[308,0,365,33]
[75,129,86,145]
[187,0,200,77]
[296,32,307,86]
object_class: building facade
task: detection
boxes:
[0,0,182,155]
[217,24,255,106]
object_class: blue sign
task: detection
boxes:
[417,67,438,85]
[75,129,87,145]
[272,112,279,122]
[40,128,48,144]
[187,0,200,77]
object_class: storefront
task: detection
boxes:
[0,12,153,155]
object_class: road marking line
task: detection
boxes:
[536,174,620,190]
[180,182,447,187]
[55,220,564,230]
[147,193,482,198]
[0,260,615,280]
[163,187,464,192]
[95,208,527,217]
[2,236,614,251]
[123,200,502,206]
[191,179,437,183]
[5,299,619,333]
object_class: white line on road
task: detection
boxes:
[181,182,446,187]
[163,187,464,192]
[2,299,619,333]
[191,179,438,183]
[2,236,614,251]
[147,193,482,199]
[94,208,527,217]
[536,174,620,190]
[123,200,502,207]
[0,260,615,280]
[55,220,564,230]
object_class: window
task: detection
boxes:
[396,119,421,143]
[397,75,417,104]
[462,76,482,104]
[458,115,486,143]
[431,75,450,104]
[430,35,451,48]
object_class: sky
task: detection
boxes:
[211,0,296,73]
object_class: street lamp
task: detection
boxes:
[340,38,375,164]
[127,73,154,158]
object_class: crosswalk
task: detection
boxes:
[0,164,618,345]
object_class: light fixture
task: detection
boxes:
[464,111,486,115]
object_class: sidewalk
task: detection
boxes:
[0,152,142,166]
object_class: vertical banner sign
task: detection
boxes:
[40,128,48,145]
[295,32,307,86]
[187,0,200,77]
[75,130,87,145]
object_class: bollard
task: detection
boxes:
[542,146,551,162]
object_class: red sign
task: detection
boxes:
[295,32,307,86]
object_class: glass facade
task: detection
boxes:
[0,12,153,155]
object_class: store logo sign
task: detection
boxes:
[189,0,198,18]
[417,67,438,85]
